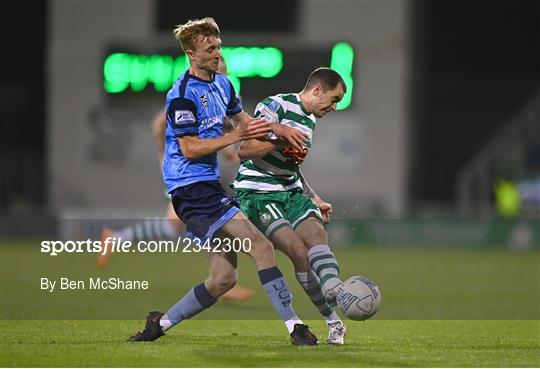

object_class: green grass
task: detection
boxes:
[1,320,538,367]
[1,240,539,366]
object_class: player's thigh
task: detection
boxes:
[219,211,273,260]
[220,211,263,240]
[295,216,328,247]
[270,226,310,271]
[286,192,327,246]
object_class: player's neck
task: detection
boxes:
[189,66,214,81]
[297,91,314,115]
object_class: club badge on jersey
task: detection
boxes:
[200,93,208,109]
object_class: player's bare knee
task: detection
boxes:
[247,242,276,269]
[290,246,309,270]
[247,233,273,257]
[213,270,237,292]
[305,226,328,246]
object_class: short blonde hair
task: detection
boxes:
[173,17,220,52]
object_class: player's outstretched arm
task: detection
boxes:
[237,139,277,160]
[178,116,271,161]
[268,123,308,150]
[230,111,308,150]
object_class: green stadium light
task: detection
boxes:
[330,42,354,110]
[228,75,241,95]
[257,48,283,78]
[148,54,174,92]
[103,47,283,94]
[103,44,354,110]
[130,55,148,92]
[103,53,131,93]
[173,55,188,82]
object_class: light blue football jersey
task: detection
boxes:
[163,71,242,193]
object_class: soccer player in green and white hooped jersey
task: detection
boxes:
[233,68,347,345]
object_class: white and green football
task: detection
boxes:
[337,276,381,320]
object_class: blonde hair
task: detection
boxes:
[173,17,220,52]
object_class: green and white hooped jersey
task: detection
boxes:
[233,93,316,193]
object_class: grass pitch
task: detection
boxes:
[1,320,538,367]
[1,241,539,367]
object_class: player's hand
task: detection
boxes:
[236,118,272,141]
[315,199,333,224]
[271,124,308,150]
[282,146,309,165]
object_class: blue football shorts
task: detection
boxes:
[170,180,240,241]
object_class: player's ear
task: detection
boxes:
[313,83,322,97]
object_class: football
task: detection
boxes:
[337,276,381,320]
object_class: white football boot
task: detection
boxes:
[326,321,346,345]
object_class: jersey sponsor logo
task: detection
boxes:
[200,115,223,129]
[267,100,280,112]
[174,110,196,125]
[200,93,208,109]
[259,107,278,121]
[256,102,278,122]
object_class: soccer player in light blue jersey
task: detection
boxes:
[97,57,254,302]
[128,17,318,345]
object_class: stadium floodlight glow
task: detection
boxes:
[103,44,354,110]
[130,55,148,92]
[330,42,354,110]
[148,54,174,92]
[103,47,283,94]
[103,53,131,93]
